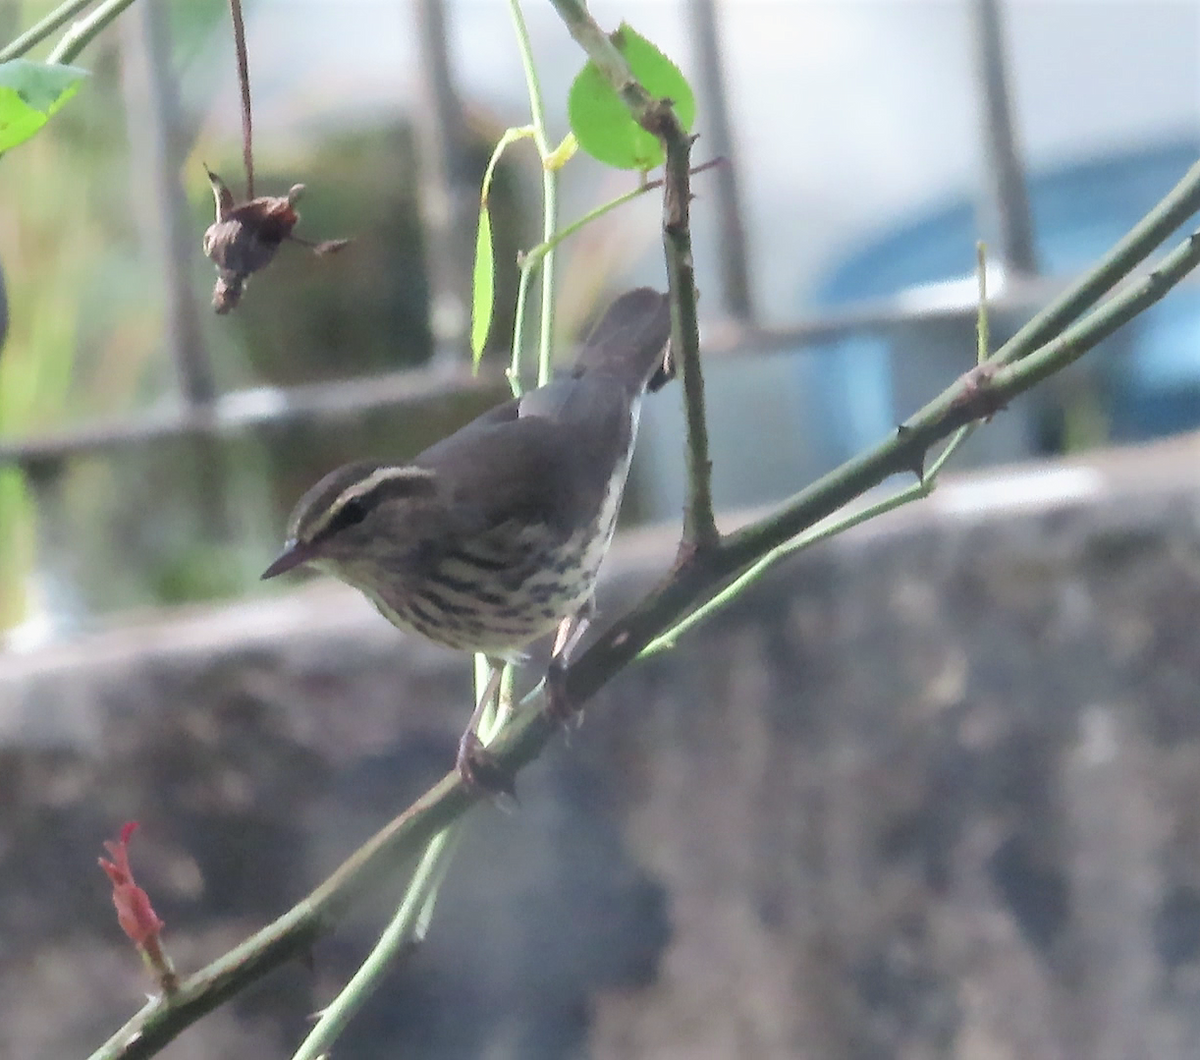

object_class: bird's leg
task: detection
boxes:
[456,657,516,798]
[545,598,595,724]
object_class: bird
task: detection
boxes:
[262,287,674,788]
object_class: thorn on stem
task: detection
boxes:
[911,450,928,482]
[896,424,927,481]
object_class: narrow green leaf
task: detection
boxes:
[0,59,87,155]
[567,24,696,171]
[471,125,532,369]
[471,205,495,368]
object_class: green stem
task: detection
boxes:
[0,0,94,62]
[511,178,648,395]
[481,127,534,206]
[976,241,990,364]
[638,419,976,658]
[640,483,926,657]
[509,266,535,398]
[535,191,557,387]
[928,424,975,480]
[289,826,463,1060]
[525,185,647,270]
[506,0,557,388]
[46,0,139,64]
[992,160,1200,368]
[989,226,1200,396]
[521,159,724,273]
[717,224,1200,576]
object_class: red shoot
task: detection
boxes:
[99,822,178,994]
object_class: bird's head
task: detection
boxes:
[262,461,438,582]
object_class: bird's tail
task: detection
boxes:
[573,287,675,392]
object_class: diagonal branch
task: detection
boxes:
[90,775,478,1060]
[718,173,1200,574]
[567,223,1200,696]
[995,158,1200,366]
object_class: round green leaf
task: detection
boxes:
[567,24,695,171]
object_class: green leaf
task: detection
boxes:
[567,24,695,171]
[470,126,531,368]
[0,59,87,156]
[471,205,495,368]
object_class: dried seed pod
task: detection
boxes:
[202,166,349,314]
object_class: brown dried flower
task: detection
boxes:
[202,166,349,314]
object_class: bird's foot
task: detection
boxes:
[543,604,590,728]
[544,658,578,729]
[456,730,517,805]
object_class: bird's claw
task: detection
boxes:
[544,660,578,728]
[456,731,518,805]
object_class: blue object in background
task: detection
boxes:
[638,141,1200,524]
[811,139,1200,460]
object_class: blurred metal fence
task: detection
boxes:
[0,0,1041,472]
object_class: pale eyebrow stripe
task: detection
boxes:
[340,466,436,505]
[308,466,437,538]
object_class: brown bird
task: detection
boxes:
[263,288,674,786]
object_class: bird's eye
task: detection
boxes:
[329,497,368,533]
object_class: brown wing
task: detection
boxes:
[411,377,631,539]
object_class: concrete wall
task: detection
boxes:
[3,438,1200,1059]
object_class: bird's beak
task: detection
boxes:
[261,538,315,580]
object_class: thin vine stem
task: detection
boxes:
[522,157,725,273]
[506,0,557,387]
[0,0,94,63]
[288,827,462,1060]
[45,0,138,64]
[509,266,536,396]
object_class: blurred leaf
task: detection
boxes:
[471,125,530,367]
[471,205,494,367]
[0,60,87,155]
[567,25,695,171]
